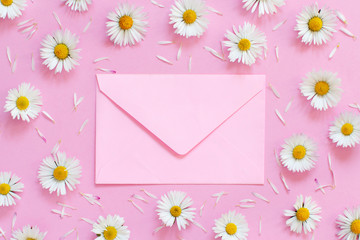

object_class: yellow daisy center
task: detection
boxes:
[308,17,323,32]
[238,39,251,51]
[53,166,68,181]
[0,183,10,195]
[26,238,36,240]
[314,81,329,96]
[183,9,197,24]
[119,15,133,30]
[341,123,354,136]
[351,219,360,234]
[1,0,13,6]
[54,44,69,60]
[292,145,306,160]
[103,226,117,240]
[16,96,30,111]
[296,207,310,221]
[225,223,237,235]
[170,206,182,217]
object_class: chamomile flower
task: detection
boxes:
[157,191,196,230]
[4,83,42,122]
[300,70,342,111]
[169,0,209,38]
[38,151,81,196]
[40,29,80,73]
[242,0,285,17]
[0,172,24,207]
[329,112,360,148]
[280,134,317,173]
[106,3,148,46]
[213,211,249,240]
[224,22,267,66]
[0,0,26,19]
[284,195,321,234]
[62,0,92,12]
[337,207,360,240]
[295,3,337,45]
[11,225,47,240]
[92,215,130,240]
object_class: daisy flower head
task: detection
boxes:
[294,3,336,45]
[4,83,42,122]
[213,211,249,240]
[157,190,196,230]
[169,0,209,38]
[106,2,148,47]
[62,0,92,12]
[0,0,26,19]
[38,151,81,196]
[284,195,321,234]
[92,215,130,240]
[337,207,360,240]
[40,29,80,73]
[280,134,317,173]
[224,22,267,66]
[329,112,360,148]
[242,0,285,17]
[0,172,24,207]
[300,70,342,111]
[11,225,47,240]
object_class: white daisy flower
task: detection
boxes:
[224,22,267,66]
[284,195,321,234]
[300,70,342,111]
[280,134,317,173]
[92,215,130,240]
[106,3,148,47]
[4,83,42,122]
[337,207,360,240]
[213,211,249,240]
[0,0,26,19]
[0,172,24,207]
[40,29,80,74]
[156,191,196,230]
[242,0,285,17]
[329,112,360,148]
[62,0,92,12]
[294,3,337,45]
[11,225,47,240]
[38,151,81,196]
[169,0,209,38]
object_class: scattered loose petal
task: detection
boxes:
[12,212,17,231]
[35,127,46,143]
[140,189,157,199]
[275,46,279,62]
[267,178,279,194]
[259,216,262,235]
[158,40,174,45]
[151,0,164,8]
[239,199,256,203]
[190,220,207,233]
[349,103,360,112]
[315,184,333,191]
[93,57,109,63]
[339,27,356,38]
[128,199,144,214]
[80,192,102,207]
[83,18,92,33]
[252,192,270,203]
[280,173,290,191]
[156,55,173,65]
[42,111,55,123]
[274,149,281,166]
[177,43,182,61]
[207,6,223,15]
[60,228,76,240]
[17,18,34,27]
[199,201,206,217]
[212,191,228,206]
[203,46,225,61]
[51,140,61,156]
[31,52,35,71]
[26,27,38,40]
[57,202,77,210]
[275,109,286,125]
[285,99,293,113]
[6,46,11,65]
[51,209,71,218]
[269,83,280,99]
[73,93,84,111]
[11,56,17,73]
[188,56,192,72]
[132,194,148,203]
[328,153,336,188]
[329,43,340,59]
[153,225,165,233]
[272,19,287,31]
[336,10,348,24]
[314,178,325,194]
[96,68,116,73]
[80,217,95,225]
[236,204,255,208]
[21,23,36,33]
[53,12,62,29]
[78,119,88,135]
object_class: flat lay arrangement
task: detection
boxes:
[0,0,359,239]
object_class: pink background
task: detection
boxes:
[0,0,359,239]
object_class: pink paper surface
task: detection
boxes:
[0,0,360,239]
[96,74,265,184]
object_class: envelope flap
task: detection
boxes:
[97,74,265,155]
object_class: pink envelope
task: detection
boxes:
[96,74,265,184]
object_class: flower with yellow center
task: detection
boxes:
[314,81,329,96]
[213,211,249,240]
[292,145,306,160]
[103,226,117,240]
[285,195,321,234]
[53,166,68,181]
[0,0,26,19]
[119,15,133,30]
[351,220,360,235]
[0,183,10,195]
[0,172,24,207]
[54,44,69,60]
[170,206,182,217]
[337,207,360,239]
[1,0,12,6]
[225,223,237,235]
[341,123,354,136]
[16,96,30,110]
[330,112,360,148]
[308,17,323,32]
[238,39,251,51]
[11,225,47,240]
[183,9,197,24]
[92,215,130,240]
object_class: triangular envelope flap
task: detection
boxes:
[97,74,265,155]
